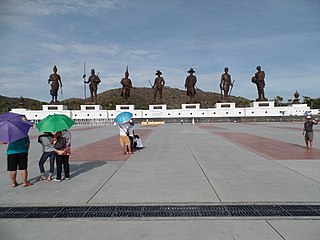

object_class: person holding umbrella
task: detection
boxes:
[0,112,33,187]
[115,112,133,155]
[38,132,56,181]
[53,129,72,182]
[36,114,75,182]
[6,136,33,187]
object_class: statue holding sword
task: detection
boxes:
[220,67,234,101]
[48,65,62,104]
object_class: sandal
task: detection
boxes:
[12,181,18,188]
[47,176,52,181]
[39,176,46,181]
[22,181,33,187]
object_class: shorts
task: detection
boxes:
[7,153,28,171]
[119,135,130,148]
[305,132,314,142]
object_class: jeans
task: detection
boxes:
[38,151,55,174]
[55,154,70,180]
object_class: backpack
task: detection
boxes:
[54,135,66,150]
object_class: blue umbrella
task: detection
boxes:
[114,111,133,124]
[0,112,33,143]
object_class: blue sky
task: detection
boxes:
[0,0,319,103]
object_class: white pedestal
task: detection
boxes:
[42,105,68,111]
[149,104,167,110]
[80,105,102,111]
[214,102,236,109]
[250,101,274,108]
[116,105,135,111]
[181,103,200,110]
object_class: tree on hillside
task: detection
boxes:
[274,96,283,107]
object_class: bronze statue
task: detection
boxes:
[251,65,267,101]
[185,68,197,103]
[84,68,101,104]
[48,65,62,104]
[152,70,165,103]
[120,66,133,103]
[220,67,233,101]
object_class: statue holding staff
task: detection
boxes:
[84,68,101,104]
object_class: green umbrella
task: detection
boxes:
[36,114,75,133]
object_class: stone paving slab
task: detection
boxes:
[0,219,287,240]
[1,122,320,239]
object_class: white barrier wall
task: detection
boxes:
[10,101,319,123]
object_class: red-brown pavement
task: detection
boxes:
[214,132,320,160]
[70,129,153,162]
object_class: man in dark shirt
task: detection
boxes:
[303,115,318,149]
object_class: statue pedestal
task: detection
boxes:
[42,105,68,111]
[80,105,102,111]
[149,104,167,110]
[181,103,200,110]
[250,101,274,108]
[116,105,135,111]
[214,102,236,109]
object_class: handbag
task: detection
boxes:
[54,135,66,150]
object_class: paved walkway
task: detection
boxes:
[0,122,320,240]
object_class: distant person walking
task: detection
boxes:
[38,132,56,181]
[303,116,318,149]
[53,130,71,181]
[6,136,33,187]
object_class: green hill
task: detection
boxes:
[0,87,251,113]
[63,87,251,110]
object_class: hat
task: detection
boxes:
[306,116,312,119]
[155,70,162,75]
[188,68,195,73]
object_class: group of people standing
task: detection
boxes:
[37,130,72,182]
[118,120,143,155]
[5,129,71,188]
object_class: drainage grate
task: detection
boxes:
[0,205,319,219]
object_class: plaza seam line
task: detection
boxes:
[86,160,127,204]
[265,220,286,240]
[179,127,222,202]
[271,160,320,185]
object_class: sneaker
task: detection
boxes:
[65,178,70,180]
[53,178,61,182]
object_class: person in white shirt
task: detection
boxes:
[128,121,135,152]
[118,122,132,154]
[133,135,144,150]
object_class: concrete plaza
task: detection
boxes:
[0,122,320,240]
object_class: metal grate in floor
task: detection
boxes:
[0,204,319,219]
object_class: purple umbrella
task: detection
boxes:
[0,112,33,143]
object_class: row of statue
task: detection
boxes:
[48,65,267,105]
